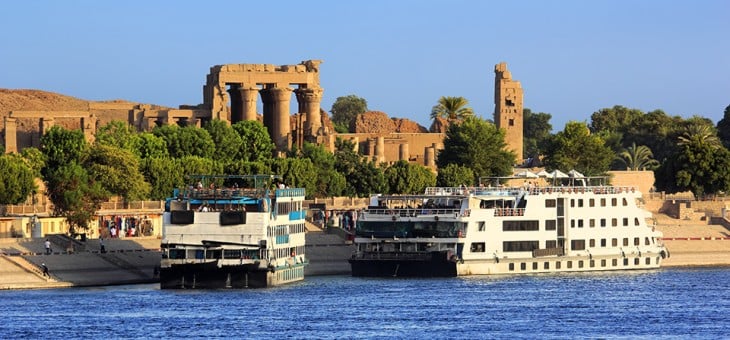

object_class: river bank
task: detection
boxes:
[2,222,729,290]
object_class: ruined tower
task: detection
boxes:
[494,62,524,161]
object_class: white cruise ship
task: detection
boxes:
[349,175,668,277]
[160,175,307,288]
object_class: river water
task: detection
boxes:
[2,267,728,339]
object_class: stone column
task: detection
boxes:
[81,114,97,144]
[295,86,323,139]
[260,86,292,153]
[240,86,259,122]
[4,117,17,154]
[424,146,435,168]
[228,84,243,123]
[375,136,385,164]
[399,143,409,161]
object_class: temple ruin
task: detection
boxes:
[3,60,529,169]
[494,62,524,161]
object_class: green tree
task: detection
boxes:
[589,105,644,134]
[384,160,436,194]
[656,123,730,197]
[232,120,275,162]
[95,120,137,151]
[430,96,474,122]
[20,147,46,178]
[333,138,386,197]
[153,125,215,159]
[131,132,169,159]
[300,142,345,197]
[436,163,475,187]
[177,156,222,179]
[331,95,367,132]
[40,126,88,177]
[204,119,243,163]
[223,160,271,177]
[45,163,109,235]
[437,117,515,179]
[523,108,553,159]
[270,158,317,198]
[617,143,660,170]
[140,157,185,200]
[85,144,151,201]
[717,105,730,148]
[0,154,37,204]
[542,121,614,176]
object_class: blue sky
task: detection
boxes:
[1,1,728,130]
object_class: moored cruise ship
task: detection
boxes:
[160,175,307,288]
[349,175,668,277]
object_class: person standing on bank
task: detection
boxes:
[41,263,49,277]
[44,239,51,254]
[100,238,106,253]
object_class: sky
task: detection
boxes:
[1,0,728,131]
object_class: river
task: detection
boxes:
[2,267,728,339]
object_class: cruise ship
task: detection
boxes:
[349,174,668,277]
[160,175,307,288]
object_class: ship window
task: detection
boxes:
[623,218,629,227]
[578,199,584,207]
[623,198,628,206]
[612,238,618,247]
[590,219,596,228]
[634,258,640,265]
[545,199,556,208]
[520,263,526,270]
[612,218,618,227]
[612,259,618,266]
[601,259,606,267]
[571,220,575,228]
[589,199,595,207]
[645,237,650,245]
[509,263,515,271]
[578,220,584,228]
[478,221,486,231]
[532,262,538,270]
[624,258,629,266]
[571,239,585,251]
[570,199,575,208]
[600,239,606,247]
[646,257,651,265]
[600,218,607,227]
[634,237,640,246]
[503,220,539,231]
[635,218,641,226]
[578,260,584,268]
[590,260,595,268]
[545,220,556,230]
[612,198,618,206]
[544,262,549,270]
[470,242,486,253]
[589,239,595,247]
[503,241,539,252]
[600,198,606,207]
[567,261,573,269]
[556,261,561,269]
[546,240,557,248]
[623,238,629,246]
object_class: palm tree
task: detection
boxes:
[430,96,474,121]
[677,124,721,150]
[617,142,659,170]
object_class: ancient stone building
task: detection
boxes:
[203,60,325,153]
[494,62,524,161]
[3,60,524,171]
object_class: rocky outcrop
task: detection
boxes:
[393,118,427,133]
[351,111,428,134]
[429,117,450,133]
[351,111,396,133]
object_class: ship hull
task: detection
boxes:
[160,261,304,289]
[349,251,458,277]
